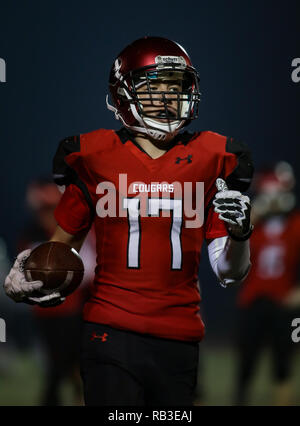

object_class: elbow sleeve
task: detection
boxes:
[208,236,251,287]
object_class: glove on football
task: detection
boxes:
[213,178,252,239]
[4,249,65,307]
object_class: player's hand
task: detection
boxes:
[4,249,43,302]
[4,249,65,307]
[213,178,253,240]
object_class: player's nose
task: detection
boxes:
[153,84,174,105]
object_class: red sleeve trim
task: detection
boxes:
[205,230,228,240]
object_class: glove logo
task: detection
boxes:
[216,178,227,192]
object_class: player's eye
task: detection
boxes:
[169,86,180,92]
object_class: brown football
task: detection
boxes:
[24,241,84,297]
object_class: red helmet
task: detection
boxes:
[253,162,295,194]
[106,36,201,141]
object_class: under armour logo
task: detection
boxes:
[175,155,192,164]
[90,332,108,342]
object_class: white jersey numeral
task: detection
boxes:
[257,245,285,279]
[123,198,183,270]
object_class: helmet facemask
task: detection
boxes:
[108,63,201,141]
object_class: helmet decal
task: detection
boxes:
[114,58,122,80]
[155,55,187,69]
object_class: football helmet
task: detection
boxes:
[107,36,201,141]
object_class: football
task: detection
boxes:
[24,241,84,297]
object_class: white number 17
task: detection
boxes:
[123,198,183,270]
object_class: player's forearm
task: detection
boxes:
[50,225,88,252]
[217,237,251,281]
[208,236,251,287]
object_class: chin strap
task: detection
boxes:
[106,95,121,120]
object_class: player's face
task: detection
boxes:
[136,79,183,123]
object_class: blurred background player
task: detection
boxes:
[18,177,96,405]
[234,162,300,406]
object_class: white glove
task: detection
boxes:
[4,249,65,307]
[213,178,253,240]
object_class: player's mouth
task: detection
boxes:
[148,108,178,122]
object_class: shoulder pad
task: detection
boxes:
[225,138,254,192]
[53,135,80,186]
[52,135,95,215]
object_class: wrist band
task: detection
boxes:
[227,224,254,241]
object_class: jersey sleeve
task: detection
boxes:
[54,184,91,235]
[52,135,96,228]
[204,205,228,240]
[53,135,94,210]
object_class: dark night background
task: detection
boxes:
[0,0,299,339]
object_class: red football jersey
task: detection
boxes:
[238,211,300,307]
[54,128,243,341]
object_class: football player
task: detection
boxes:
[234,162,300,406]
[4,37,254,406]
